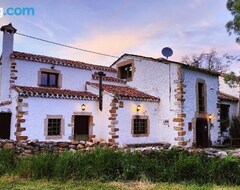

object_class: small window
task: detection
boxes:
[131,115,149,137]
[134,118,148,134]
[119,64,132,80]
[48,118,61,136]
[198,83,205,112]
[41,72,58,87]
[44,115,64,139]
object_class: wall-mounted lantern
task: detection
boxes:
[208,113,212,121]
[208,113,214,128]
[137,105,141,112]
[81,104,86,111]
[119,101,124,108]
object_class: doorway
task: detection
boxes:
[196,118,209,148]
[0,113,11,139]
[74,116,89,141]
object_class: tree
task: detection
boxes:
[224,71,240,87]
[226,0,240,43]
[181,49,231,72]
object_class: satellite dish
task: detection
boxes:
[162,47,173,59]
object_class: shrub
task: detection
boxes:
[229,116,240,138]
[16,153,57,179]
[209,155,240,184]
[2,147,240,185]
[0,149,15,175]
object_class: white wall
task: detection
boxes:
[112,57,183,145]
[116,100,162,145]
[86,84,113,141]
[16,97,110,142]
[182,68,219,145]
[14,59,118,91]
[15,60,92,91]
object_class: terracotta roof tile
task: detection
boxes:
[12,86,98,101]
[11,51,117,73]
[219,92,238,102]
[92,74,126,84]
[87,82,160,102]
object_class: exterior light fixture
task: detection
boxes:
[119,101,124,108]
[137,105,141,112]
[81,104,86,111]
[208,113,214,128]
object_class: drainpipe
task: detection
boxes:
[97,71,106,111]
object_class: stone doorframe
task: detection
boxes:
[192,78,210,147]
[191,113,211,147]
[68,112,95,141]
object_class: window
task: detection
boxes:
[44,115,64,139]
[220,104,230,135]
[117,59,135,81]
[198,83,205,112]
[48,118,61,136]
[119,64,132,80]
[131,115,149,137]
[38,68,62,88]
[41,72,58,87]
[134,118,147,134]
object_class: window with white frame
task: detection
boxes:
[131,115,149,137]
[44,115,64,139]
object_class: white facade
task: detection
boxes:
[0,23,237,147]
[182,68,219,145]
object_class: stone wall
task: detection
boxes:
[1,139,240,159]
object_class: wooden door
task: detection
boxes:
[0,113,11,139]
[196,118,209,148]
[74,116,89,141]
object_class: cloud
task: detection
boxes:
[32,21,54,38]
[56,25,166,65]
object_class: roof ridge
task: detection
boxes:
[219,91,238,99]
[86,82,160,102]
[92,73,126,84]
[12,85,98,101]
[12,51,117,73]
[111,53,219,76]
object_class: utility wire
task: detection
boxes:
[16,32,120,59]
[15,32,161,64]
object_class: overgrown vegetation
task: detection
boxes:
[229,116,240,138]
[1,148,240,185]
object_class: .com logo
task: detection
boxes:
[0,7,35,17]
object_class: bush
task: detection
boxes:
[0,149,15,175]
[16,153,57,179]
[229,116,240,138]
[2,147,240,185]
[209,155,240,184]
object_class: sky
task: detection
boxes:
[0,0,239,72]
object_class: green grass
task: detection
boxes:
[0,175,240,190]
[1,148,240,185]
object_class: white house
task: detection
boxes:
[0,23,236,147]
[219,75,239,136]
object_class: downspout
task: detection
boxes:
[97,71,106,111]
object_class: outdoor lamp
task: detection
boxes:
[137,105,141,112]
[81,104,86,111]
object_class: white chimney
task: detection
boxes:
[0,23,17,101]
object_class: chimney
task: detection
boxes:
[0,23,17,101]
